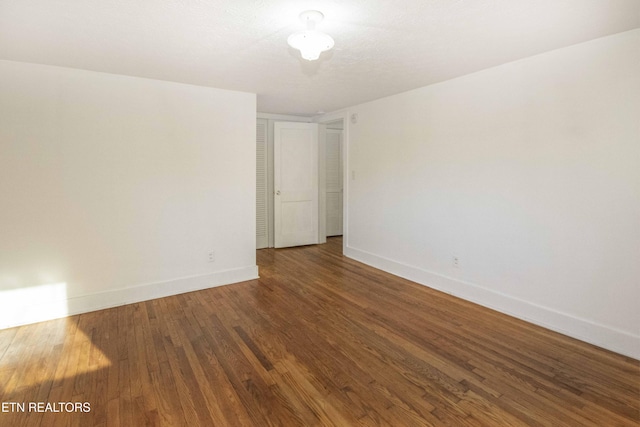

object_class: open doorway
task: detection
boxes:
[256,115,315,250]
[256,114,346,254]
[324,120,343,238]
[319,117,345,255]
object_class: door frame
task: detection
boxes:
[255,111,349,251]
[256,113,314,248]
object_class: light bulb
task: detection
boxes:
[287,30,334,61]
[287,10,335,61]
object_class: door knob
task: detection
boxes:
[276,190,281,195]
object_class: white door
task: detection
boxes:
[326,129,343,236]
[274,122,319,248]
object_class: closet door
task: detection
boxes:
[256,119,268,249]
[274,122,319,248]
[326,129,343,236]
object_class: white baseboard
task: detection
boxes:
[0,265,259,329]
[344,246,639,360]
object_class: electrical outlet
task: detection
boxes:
[452,256,460,268]
[208,251,215,263]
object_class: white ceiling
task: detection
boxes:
[1,0,638,116]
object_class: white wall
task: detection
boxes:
[344,29,640,358]
[0,60,258,328]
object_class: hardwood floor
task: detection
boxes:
[1,237,638,426]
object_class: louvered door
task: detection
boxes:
[256,119,268,249]
[326,129,343,236]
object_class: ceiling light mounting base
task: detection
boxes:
[299,10,324,30]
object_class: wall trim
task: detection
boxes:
[344,245,639,360]
[257,112,313,121]
[0,265,259,330]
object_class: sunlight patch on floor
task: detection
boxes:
[0,317,112,395]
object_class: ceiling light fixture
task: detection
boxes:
[287,10,335,61]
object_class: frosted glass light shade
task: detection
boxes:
[287,30,335,61]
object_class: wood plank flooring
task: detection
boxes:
[0,237,638,426]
